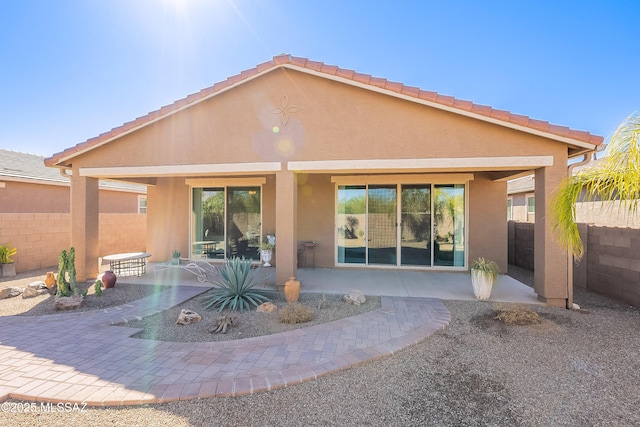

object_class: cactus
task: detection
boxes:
[56,247,80,298]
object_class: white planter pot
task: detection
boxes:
[260,249,272,267]
[471,269,494,300]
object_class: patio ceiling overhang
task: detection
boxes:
[288,156,553,181]
[77,162,283,186]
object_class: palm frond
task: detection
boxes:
[551,112,640,259]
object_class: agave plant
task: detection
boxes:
[550,112,640,259]
[201,256,271,312]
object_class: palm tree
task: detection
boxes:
[550,112,640,259]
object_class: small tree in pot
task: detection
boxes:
[258,235,275,267]
[0,243,17,277]
[470,258,500,300]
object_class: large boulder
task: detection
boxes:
[54,295,84,310]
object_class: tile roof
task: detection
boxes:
[45,54,604,166]
[1,149,145,193]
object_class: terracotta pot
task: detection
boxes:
[44,272,56,288]
[101,270,117,288]
[284,276,300,303]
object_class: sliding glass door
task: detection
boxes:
[400,185,431,266]
[337,186,366,264]
[192,186,261,260]
[336,182,465,268]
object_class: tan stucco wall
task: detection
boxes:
[297,174,335,268]
[0,212,145,274]
[0,181,69,213]
[468,174,508,272]
[68,69,560,170]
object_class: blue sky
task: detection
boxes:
[1,0,638,156]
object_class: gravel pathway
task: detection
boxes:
[2,269,640,426]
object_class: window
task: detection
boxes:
[138,196,147,214]
[507,197,513,221]
[192,187,261,260]
[527,196,535,222]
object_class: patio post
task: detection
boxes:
[534,163,568,307]
[70,171,99,282]
[275,170,297,286]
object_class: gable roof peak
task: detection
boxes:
[45,54,604,167]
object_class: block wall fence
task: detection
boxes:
[508,220,640,308]
[0,213,146,275]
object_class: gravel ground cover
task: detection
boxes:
[124,292,381,342]
[2,268,640,426]
[0,267,168,316]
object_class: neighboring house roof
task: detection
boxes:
[0,149,145,193]
[45,54,604,167]
[507,175,535,195]
[507,157,608,195]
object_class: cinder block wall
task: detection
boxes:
[508,221,535,271]
[508,220,640,308]
[586,226,640,308]
[0,213,146,274]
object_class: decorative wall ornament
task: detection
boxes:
[272,95,299,126]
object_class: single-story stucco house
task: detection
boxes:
[44,54,603,307]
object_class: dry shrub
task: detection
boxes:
[279,303,314,324]
[494,305,540,325]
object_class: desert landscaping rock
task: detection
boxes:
[257,301,278,313]
[0,287,22,299]
[343,289,366,305]
[27,280,47,289]
[54,295,84,310]
[21,287,48,299]
[175,308,202,325]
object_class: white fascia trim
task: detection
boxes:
[331,173,474,185]
[289,156,553,172]
[0,175,68,187]
[186,177,266,187]
[80,162,282,178]
[282,64,597,150]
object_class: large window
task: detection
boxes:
[192,187,261,260]
[336,182,465,268]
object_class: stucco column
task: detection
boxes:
[275,170,297,285]
[534,164,568,307]
[70,172,99,282]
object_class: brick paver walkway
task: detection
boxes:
[0,287,450,406]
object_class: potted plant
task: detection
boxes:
[470,258,500,300]
[258,235,275,267]
[0,243,17,277]
[171,249,181,265]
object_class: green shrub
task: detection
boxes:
[470,258,500,281]
[279,303,314,324]
[201,256,271,312]
[0,243,17,264]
